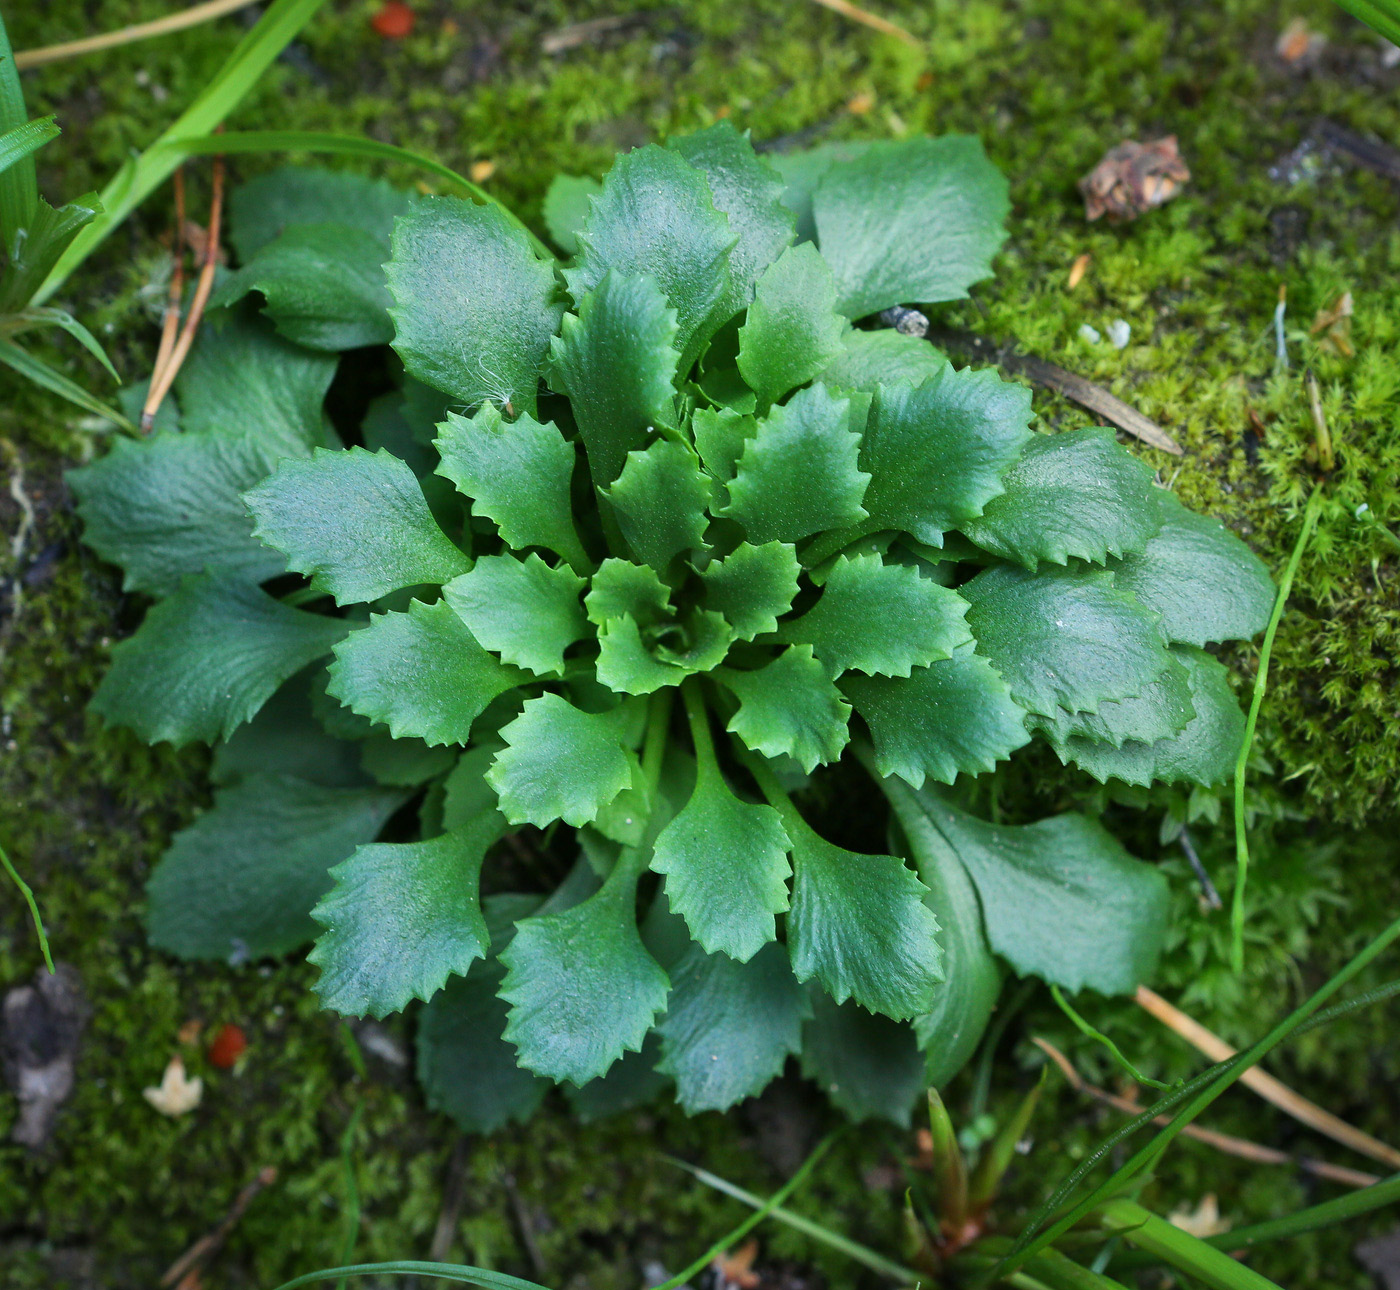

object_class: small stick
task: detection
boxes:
[807,0,922,47]
[161,1165,278,1287]
[503,1172,548,1281]
[1134,986,1400,1170]
[142,153,224,431]
[14,0,261,69]
[1305,367,1335,473]
[1033,1039,1378,1190]
[1178,828,1223,910]
[143,166,187,432]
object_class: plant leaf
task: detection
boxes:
[812,136,1009,319]
[736,243,845,409]
[585,557,672,627]
[68,429,289,595]
[227,165,410,260]
[92,573,345,746]
[843,642,1031,788]
[1113,489,1276,646]
[434,404,588,570]
[488,694,634,827]
[326,599,522,746]
[563,143,738,369]
[692,406,755,484]
[542,173,600,254]
[700,540,800,641]
[309,814,502,1018]
[721,645,851,772]
[548,271,680,488]
[443,553,588,676]
[960,428,1162,569]
[1028,651,1195,749]
[0,339,130,427]
[386,196,562,415]
[10,305,120,380]
[786,820,942,1019]
[926,794,1170,995]
[246,447,470,604]
[658,942,808,1112]
[781,552,973,677]
[1049,646,1246,789]
[146,773,404,959]
[605,437,712,570]
[962,563,1171,717]
[500,861,670,1085]
[721,384,869,545]
[799,989,926,1125]
[859,368,1033,546]
[596,613,688,696]
[650,759,791,961]
[819,326,949,391]
[564,1033,670,1122]
[211,222,394,351]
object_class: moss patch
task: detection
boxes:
[3,0,1400,1286]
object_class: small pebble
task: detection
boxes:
[1107,318,1132,349]
[1077,323,1101,344]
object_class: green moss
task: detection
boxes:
[3,0,1400,1285]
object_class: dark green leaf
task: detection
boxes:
[358,733,457,786]
[658,942,808,1112]
[1113,489,1276,646]
[700,540,800,641]
[92,573,345,747]
[818,327,949,391]
[799,989,925,1125]
[812,136,1009,318]
[960,428,1162,569]
[69,428,289,595]
[564,1033,670,1122]
[212,222,394,351]
[227,165,410,260]
[564,143,738,369]
[771,140,876,244]
[386,196,562,415]
[548,271,680,488]
[326,599,522,746]
[443,554,588,676]
[781,552,973,677]
[927,794,1169,994]
[435,404,588,571]
[605,438,712,570]
[860,369,1032,546]
[1029,651,1195,749]
[310,815,502,1017]
[488,694,634,827]
[962,563,1171,717]
[721,384,869,544]
[246,447,470,604]
[146,773,404,959]
[542,173,600,255]
[843,643,1031,788]
[721,646,851,772]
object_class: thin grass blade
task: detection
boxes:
[1205,1172,1400,1251]
[0,10,38,244]
[10,306,120,380]
[1097,1199,1282,1290]
[0,340,135,430]
[269,1263,552,1290]
[0,116,60,179]
[0,840,55,974]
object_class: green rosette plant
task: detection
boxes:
[70,126,1276,1127]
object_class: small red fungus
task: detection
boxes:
[371,1,414,39]
[208,1023,247,1069]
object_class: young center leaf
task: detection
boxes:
[699,540,801,641]
[721,645,852,772]
[92,573,347,747]
[246,447,470,604]
[309,812,503,1018]
[442,553,588,676]
[604,437,712,570]
[325,599,523,746]
[386,196,562,414]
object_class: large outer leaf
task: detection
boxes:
[843,643,1031,788]
[859,369,1033,546]
[960,428,1162,569]
[326,599,522,747]
[1028,652,1195,749]
[812,136,1009,319]
[69,428,290,595]
[309,815,501,1018]
[246,447,469,604]
[1113,489,1276,646]
[227,166,410,260]
[925,794,1170,995]
[146,773,404,959]
[386,196,562,414]
[442,554,588,676]
[548,271,680,488]
[563,144,738,369]
[92,573,345,746]
[799,990,926,1125]
[657,942,808,1112]
[962,563,1171,717]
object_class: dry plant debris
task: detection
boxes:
[144,1054,204,1117]
[1275,17,1327,69]
[1078,136,1190,222]
[0,963,89,1149]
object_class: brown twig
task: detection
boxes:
[161,1165,278,1288]
[1134,986,1400,1170]
[1033,1039,1378,1190]
[926,327,1184,456]
[14,0,262,69]
[807,0,922,47]
[143,167,188,432]
[143,153,224,432]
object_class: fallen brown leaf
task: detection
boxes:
[1079,136,1189,223]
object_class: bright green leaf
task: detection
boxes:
[700,541,800,641]
[246,447,470,604]
[92,573,345,747]
[326,599,522,746]
[721,645,851,771]
[692,406,754,484]
[721,384,869,545]
[585,557,671,627]
[596,614,688,696]
[819,326,949,391]
[605,437,712,570]
[386,196,562,415]
[541,173,600,255]
[443,554,588,676]
[800,989,926,1125]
